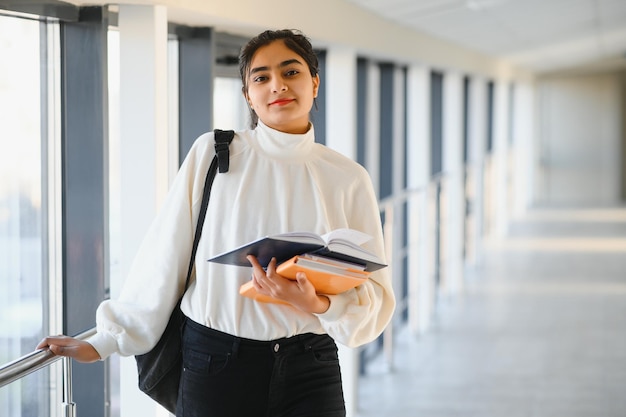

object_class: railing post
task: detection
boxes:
[61,357,76,417]
[382,200,395,371]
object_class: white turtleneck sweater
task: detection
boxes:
[88,121,395,360]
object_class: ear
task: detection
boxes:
[242,89,252,108]
[312,74,320,98]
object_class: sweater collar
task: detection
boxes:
[251,120,316,160]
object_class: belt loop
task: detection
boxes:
[232,338,241,359]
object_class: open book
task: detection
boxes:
[207,228,387,272]
[239,254,371,304]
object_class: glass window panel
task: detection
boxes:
[213,77,248,131]
[0,14,49,417]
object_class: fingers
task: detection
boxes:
[295,272,308,286]
[246,254,262,270]
[246,255,277,272]
[36,335,72,350]
[266,257,277,274]
[246,255,278,284]
[246,255,266,287]
[244,256,328,313]
[37,336,77,355]
[48,343,78,356]
[35,336,101,362]
[36,338,50,350]
[247,256,289,296]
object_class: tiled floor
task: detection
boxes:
[357,208,626,417]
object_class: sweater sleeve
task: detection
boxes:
[88,134,213,359]
[314,168,396,348]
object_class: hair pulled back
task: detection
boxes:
[239,29,319,128]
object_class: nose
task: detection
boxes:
[270,78,287,93]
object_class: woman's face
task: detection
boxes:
[244,40,319,134]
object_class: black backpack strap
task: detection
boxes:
[214,129,235,173]
[183,129,234,290]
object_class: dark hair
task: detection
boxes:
[239,29,319,128]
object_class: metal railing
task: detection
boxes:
[363,177,450,372]
[1,177,453,411]
[0,327,96,416]
[364,173,462,374]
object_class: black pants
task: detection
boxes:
[176,317,346,417]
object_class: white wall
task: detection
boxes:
[535,72,625,206]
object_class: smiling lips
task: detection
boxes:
[270,98,295,106]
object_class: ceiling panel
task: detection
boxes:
[345,0,626,72]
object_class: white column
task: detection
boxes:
[512,81,535,216]
[117,5,170,417]
[442,71,464,295]
[325,46,356,158]
[392,67,405,193]
[468,77,487,267]
[379,66,406,370]
[365,62,380,192]
[406,65,431,335]
[492,79,510,237]
[393,67,406,299]
[324,46,359,417]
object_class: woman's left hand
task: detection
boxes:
[247,255,330,314]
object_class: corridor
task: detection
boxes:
[358,207,626,417]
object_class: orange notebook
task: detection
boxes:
[239,255,369,305]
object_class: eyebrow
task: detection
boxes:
[249,59,304,75]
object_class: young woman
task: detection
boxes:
[38,29,395,417]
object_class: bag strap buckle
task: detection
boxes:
[213,129,235,173]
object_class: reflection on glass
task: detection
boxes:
[0,14,48,417]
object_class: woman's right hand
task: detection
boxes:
[36,336,101,363]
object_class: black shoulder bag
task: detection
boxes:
[135,129,234,413]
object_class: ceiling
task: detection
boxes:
[345,0,626,73]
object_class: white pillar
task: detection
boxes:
[365,62,380,193]
[442,71,464,295]
[467,77,487,267]
[324,46,359,417]
[512,81,535,216]
[325,46,356,158]
[406,65,431,335]
[117,5,170,417]
[379,65,406,371]
[492,79,510,237]
[392,66,405,192]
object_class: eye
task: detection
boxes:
[285,69,299,77]
[252,75,268,83]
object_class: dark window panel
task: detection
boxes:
[430,71,443,176]
[60,6,108,417]
[379,62,394,199]
[486,80,494,153]
[178,27,214,165]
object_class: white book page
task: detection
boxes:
[321,228,372,246]
[273,232,324,245]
